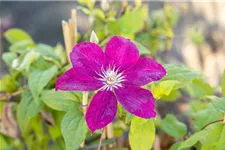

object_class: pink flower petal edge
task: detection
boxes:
[123,57,167,86]
[105,36,139,71]
[56,67,103,91]
[85,90,117,133]
[115,86,156,119]
[70,42,105,74]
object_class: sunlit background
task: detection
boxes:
[1,1,225,86]
[1,1,225,150]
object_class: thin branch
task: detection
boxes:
[98,128,105,150]
[201,119,223,130]
[0,90,23,102]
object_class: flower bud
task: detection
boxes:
[90,30,99,44]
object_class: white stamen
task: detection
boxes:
[96,65,125,91]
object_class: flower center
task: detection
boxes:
[96,66,125,91]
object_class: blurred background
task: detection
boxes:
[0,1,225,149]
[1,1,225,87]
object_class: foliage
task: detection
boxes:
[161,114,187,138]
[1,1,225,150]
[189,26,205,45]
[129,117,155,150]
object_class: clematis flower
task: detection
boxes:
[56,36,166,133]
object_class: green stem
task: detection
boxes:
[201,119,223,130]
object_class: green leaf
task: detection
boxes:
[0,134,9,150]
[51,137,66,150]
[129,117,155,150]
[161,114,187,138]
[41,89,79,111]
[170,143,183,150]
[163,4,179,27]
[179,131,204,149]
[34,44,61,67]
[93,8,105,19]
[125,112,134,124]
[179,124,225,150]
[114,120,126,137]
[17,90,43,133]
[29,56,52,70]
[34,44,60,62]
[61,109,88,150]
[77,6,91,15]
[151,80,182,100]
[86,139,115,150]
[34,43,54,54]
[77,0,95,9]
[0,75,17,92]
[189,100,208,113]
[28,66,58,103]
[2,52,17,67]
[217,125,225,150]
[161,90,181,101]
[201,124,224,150]
[4,28,33,44]
[187,79,213,99]
[189,27,204,45]
[105,148,128,150]
[54,44,67,65]
[132,40,151,55]
[193,103,223,131]
[106,21,119,35]
[118,7,147,34]
[162,64,199,83]
[48,111,65,140]
[222,70,225,97]
[151,10,165,27]
[211,97,225,114]
[15,50,40,71]
[134,0,142,8]
[9,40,35,53]
[178,123,219,149]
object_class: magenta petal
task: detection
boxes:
[70,42,105,73]
[105,36,139,71]
[56,67,103,91]
[124,57,166,86]
[86,90,117,133]
[115,86,156,119]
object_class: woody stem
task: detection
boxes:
[223,114,225,123]
[97,128,105,150]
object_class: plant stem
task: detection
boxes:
[223,114,225,123]
[106,123,114,148]
[201,119,223,130]
[80,91,89,148]
[82,92,89,115]
[98,128,105,150]
[62,20,72,60]
[70,9,77,45]
[0,90,23,102]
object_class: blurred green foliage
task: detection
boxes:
[1,1,225,150]
[189,26,205,45]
